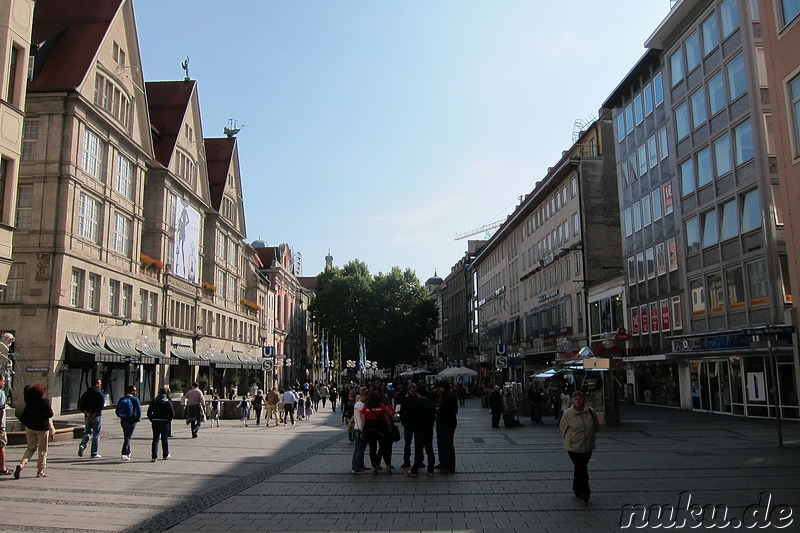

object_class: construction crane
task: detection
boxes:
[454,220,503,240]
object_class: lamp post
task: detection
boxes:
[134,333,148,401]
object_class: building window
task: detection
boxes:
[646,247,656,279]
[634,93,644,125]
[713,134,733,176]
[790,74,800,155]
[671,295,683,329]
[122,283,132,318]
[691,279,706,316]
[108,279,120,315]
[782,0,800,27]
[112,212,131,256]
[15,184,32,230]
[571,176,577,197]
[658,127,669,160]
[734,119,754,165]
[720,0,740,37]
[139,289,149,321]
[720,199,739,240]
[675,102,690,141]
[652,189,663,221]
[653,72,664,106]
[70,268,85,308]
[633,201,642,232]
[656,242,667,275]
[726,266,745,310]
[638,144,648,176]
[88,273,101,312]
[690,88,707,129]
[708,272,724,313]
[708,72,726,116]
[6,44,22,106]
[2,263,24,302]
[647,135,658,169]
[702,13,720,55]
[644,83,654,116]
[685,31,702,72]
[702,209,719,248]
[680,158,695,197]
[727,54,747,101]
[625,103,634,134]
[149,293,158,323]
[114,154,134,199]
[741,189,761,233]
[81,129,104,179]
[747,259,769,306]
[616,113,625,142]
[697,147,713,188]
[78,193,100,243]
[642,195,652,227]
[686,216,701,253]
[93,74,130,127]
[637,252,646,282]
[21,118,38,161]
[670,50,685,87]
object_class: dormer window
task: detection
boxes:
[176,151,196,187]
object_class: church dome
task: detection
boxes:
[425,273,443,286]
[251,239,267,248]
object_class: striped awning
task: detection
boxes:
[105,337,156,364]
[171,345,205,365]
[66,332,126,363]
[139,341,178,364]
[213,351,243,369]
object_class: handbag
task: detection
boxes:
[391,425,401,442]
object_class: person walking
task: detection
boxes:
[266,387,280,426]
[488,385,503,428]
[282,388,297,425]
[14,384,54,478]
[403,384,437,478]
[252,389,264,425]
[208,395,221,427]
[0,374,10,475]
[115,385,142,461]
[318,383,329,409]
[330,384,338,412]
[147,387,174,462]
[78,379,105,458]
[530,387,545,425]
[238,395,251,426]
[184,382,206,438]
[435,380,458,474]
[559,391,599,503]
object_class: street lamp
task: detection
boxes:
[134,333,148,400]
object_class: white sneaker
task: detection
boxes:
[91,454,102,459]
[121,455,130,461]
[164,454,171,460]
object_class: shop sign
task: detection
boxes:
[538,288,559,302]
[583,358,610,370]
[640,305,649,334]
[26,366,49,373]
[631,308,640,335]
[650,303,659,333]
[673,333,748,353]
[742,326,795,337]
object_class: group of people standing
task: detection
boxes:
[347,379,459,478]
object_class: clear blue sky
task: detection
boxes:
[134,1,672,281]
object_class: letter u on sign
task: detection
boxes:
[495,344,507,356]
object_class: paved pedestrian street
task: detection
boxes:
[1,400,799,533]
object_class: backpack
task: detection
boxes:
[116,396,134,419]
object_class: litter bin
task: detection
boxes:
[481,395,488,409]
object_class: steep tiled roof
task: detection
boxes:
[30,0,123,92]
[205,137,236,211]
[298,277,317,291]
[254,246,276,269]
[146,80,195,167]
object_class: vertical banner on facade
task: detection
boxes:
[173,199,200,283]
[631,307,640,335]
[660,299,670,331]
[640,304,649,334]
[650,302,660,333]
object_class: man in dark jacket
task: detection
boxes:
[147,387,175,462]
[403,384,436,477]
[488,385,503,428]
[435,380,458,474]
[398,383,417,469]
[116,385,142,461]
[78,379,105,458]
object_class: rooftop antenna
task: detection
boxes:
[224,118,244,138]
[572,115,596,143]
[181,57,190,81]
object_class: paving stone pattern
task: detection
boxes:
[1,401,798,533]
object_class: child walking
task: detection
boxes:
[297,393,306,421]
[238,395,250,427]
[305,397,313,420]
[209,395,221,427]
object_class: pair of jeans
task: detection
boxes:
[120,419,137,456]
[80,415,102,456]
[151,420,170,459]
[411,427,435,474]
[284,404,295,424]
[568,451,593,497]
[351,429,366,471]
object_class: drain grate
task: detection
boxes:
[473,437,485,443]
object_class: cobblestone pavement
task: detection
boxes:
[1,400,799,533]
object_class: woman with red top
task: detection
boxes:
[360,390,394,475]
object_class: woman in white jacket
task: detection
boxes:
[559,391,599,502]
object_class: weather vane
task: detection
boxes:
[224,118,244,138]
[181,57,190,81]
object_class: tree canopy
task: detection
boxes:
[308,260,439,377]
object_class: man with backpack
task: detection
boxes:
[116,385,141,461]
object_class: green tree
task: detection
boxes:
[309,261,438,378]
